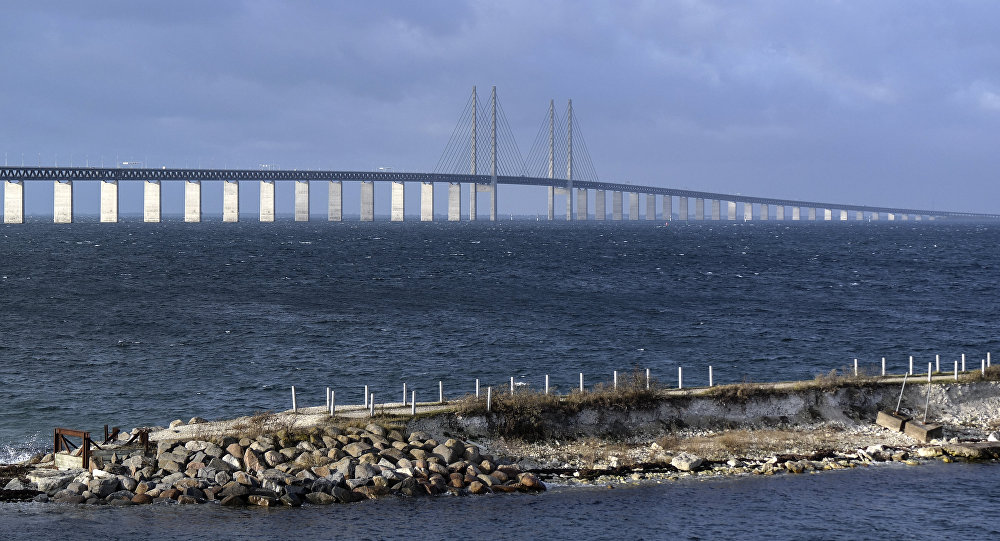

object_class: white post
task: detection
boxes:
[962,354,966,372]
[881,357,886,376]
[709,366,714,387]
[476,379,480,397]
[369,394,374,417]
[954,361,958,381]
[579,372,584,393]
[439,381,444,403]
[678,367,683,389]
[909,356,914,376]
[645,368,650,390]
[989,352,992,367]
[326,387,330,409]
[854,358,858,377]
[402,383,407,406]
[364,385,369,407]
[411,391,416,416]
[982,359,986,375]
[291,386,297,413]
[330,391,335,415]
[487,387,492,412]
[510,376,515,396]
[936,354,940,373]
[613,370,618,390]
[927,363,932,382]
[545,375,549,395]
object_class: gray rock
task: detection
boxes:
[27,470,81,495]
[185,440,210,452]
[219,482,250,499]
[88,478,120,498]
[343,442,373,458]
[354,462,378,480]
[222,454,243,470]
[346,477,369,489]
[332,485,365,503]
[161,472,187,486]
[306,491,335,505]
[3,479,28,491]
[105,489,135,501]
[203,444,225,458]
[671,452,704,472]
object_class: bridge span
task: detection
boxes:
[0,165,996,223]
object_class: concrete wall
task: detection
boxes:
[223,181,239,222]
[612,191,623,221]
[576,188,587,220]
[662,195,672,221]
[53,181,73,224]
[678,197,688,220]
[100,181,118,223]
[448,183,461,221]
[144,181,161,223]
[595,190,606,220]
[628,192,639,220]
[645,194,656,220]
[391,181,405,222]
[184,180,201,222]
[294,181,309,222]
[420,182,434,222]
[361,181,375,221]
[4,181,24,223]
[260,181,275,222]
[328,181,342,222]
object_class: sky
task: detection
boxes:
[1,1,998,217]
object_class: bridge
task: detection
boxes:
[1,86,996,223]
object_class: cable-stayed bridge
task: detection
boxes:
[1,86,996,223]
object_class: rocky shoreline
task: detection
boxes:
[5,376,1000,506]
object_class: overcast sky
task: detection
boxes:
[2,1,998,217]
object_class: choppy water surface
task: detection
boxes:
[1,220,1000,537]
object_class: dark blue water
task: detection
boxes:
[2,221,999,459]
[2,461,998,540]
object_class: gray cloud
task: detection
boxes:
[1,1,998,214]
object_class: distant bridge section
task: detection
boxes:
[1,165,996,223]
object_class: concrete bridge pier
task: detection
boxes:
[612,191,623,220]
[839,209,848,221]
[576,188,588,220]
[695,198,705,220]
[663,195,672,221]
[100,180,118,223]
[295,181,310,222]
[420,182,433,222]
[711,199,720,220]
[184,180,201,222]
[469,183,477,221]
[328,181,342,221]
[143,180,160,223]
[854,210,863,221]
[223,180,239,222]
[629,192,639,220]
[727,201,737,220]
[361,181,375,221]
[901,214,909,221]
[743,202,753,221]
[595,190,606,220]
[391,181,405,222]
[4,181,24,223]
[54,181,73,223]
[678,197,688,220]
[823,208,832,221]
[448,183,460,221]
[475,183,496,221]
[260,181,275,222]
[808,207,817,221]
[792,207,800,220]
[760,203,768,221]
[546,186,554,220]
[871,212,880,221]
[887,213,895,221]
[646,194,656,220]
[775,205,783,220]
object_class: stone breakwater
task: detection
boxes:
[4,423,544,506]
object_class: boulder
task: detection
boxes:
[247,494,279,507]
[671,452,704,472]
[306,491,336,505]
[343,442,373,458]
[168,419,184,428]
[131,493,153,505]
[332,486,366,503]
[244,449,264,475]
[220,494,245,507]
[88,478,120,499]
[468,481,489,495]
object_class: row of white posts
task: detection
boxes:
[287,353,993,417]
[857,352,991,380]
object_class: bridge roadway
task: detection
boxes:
[0,165,996,222]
